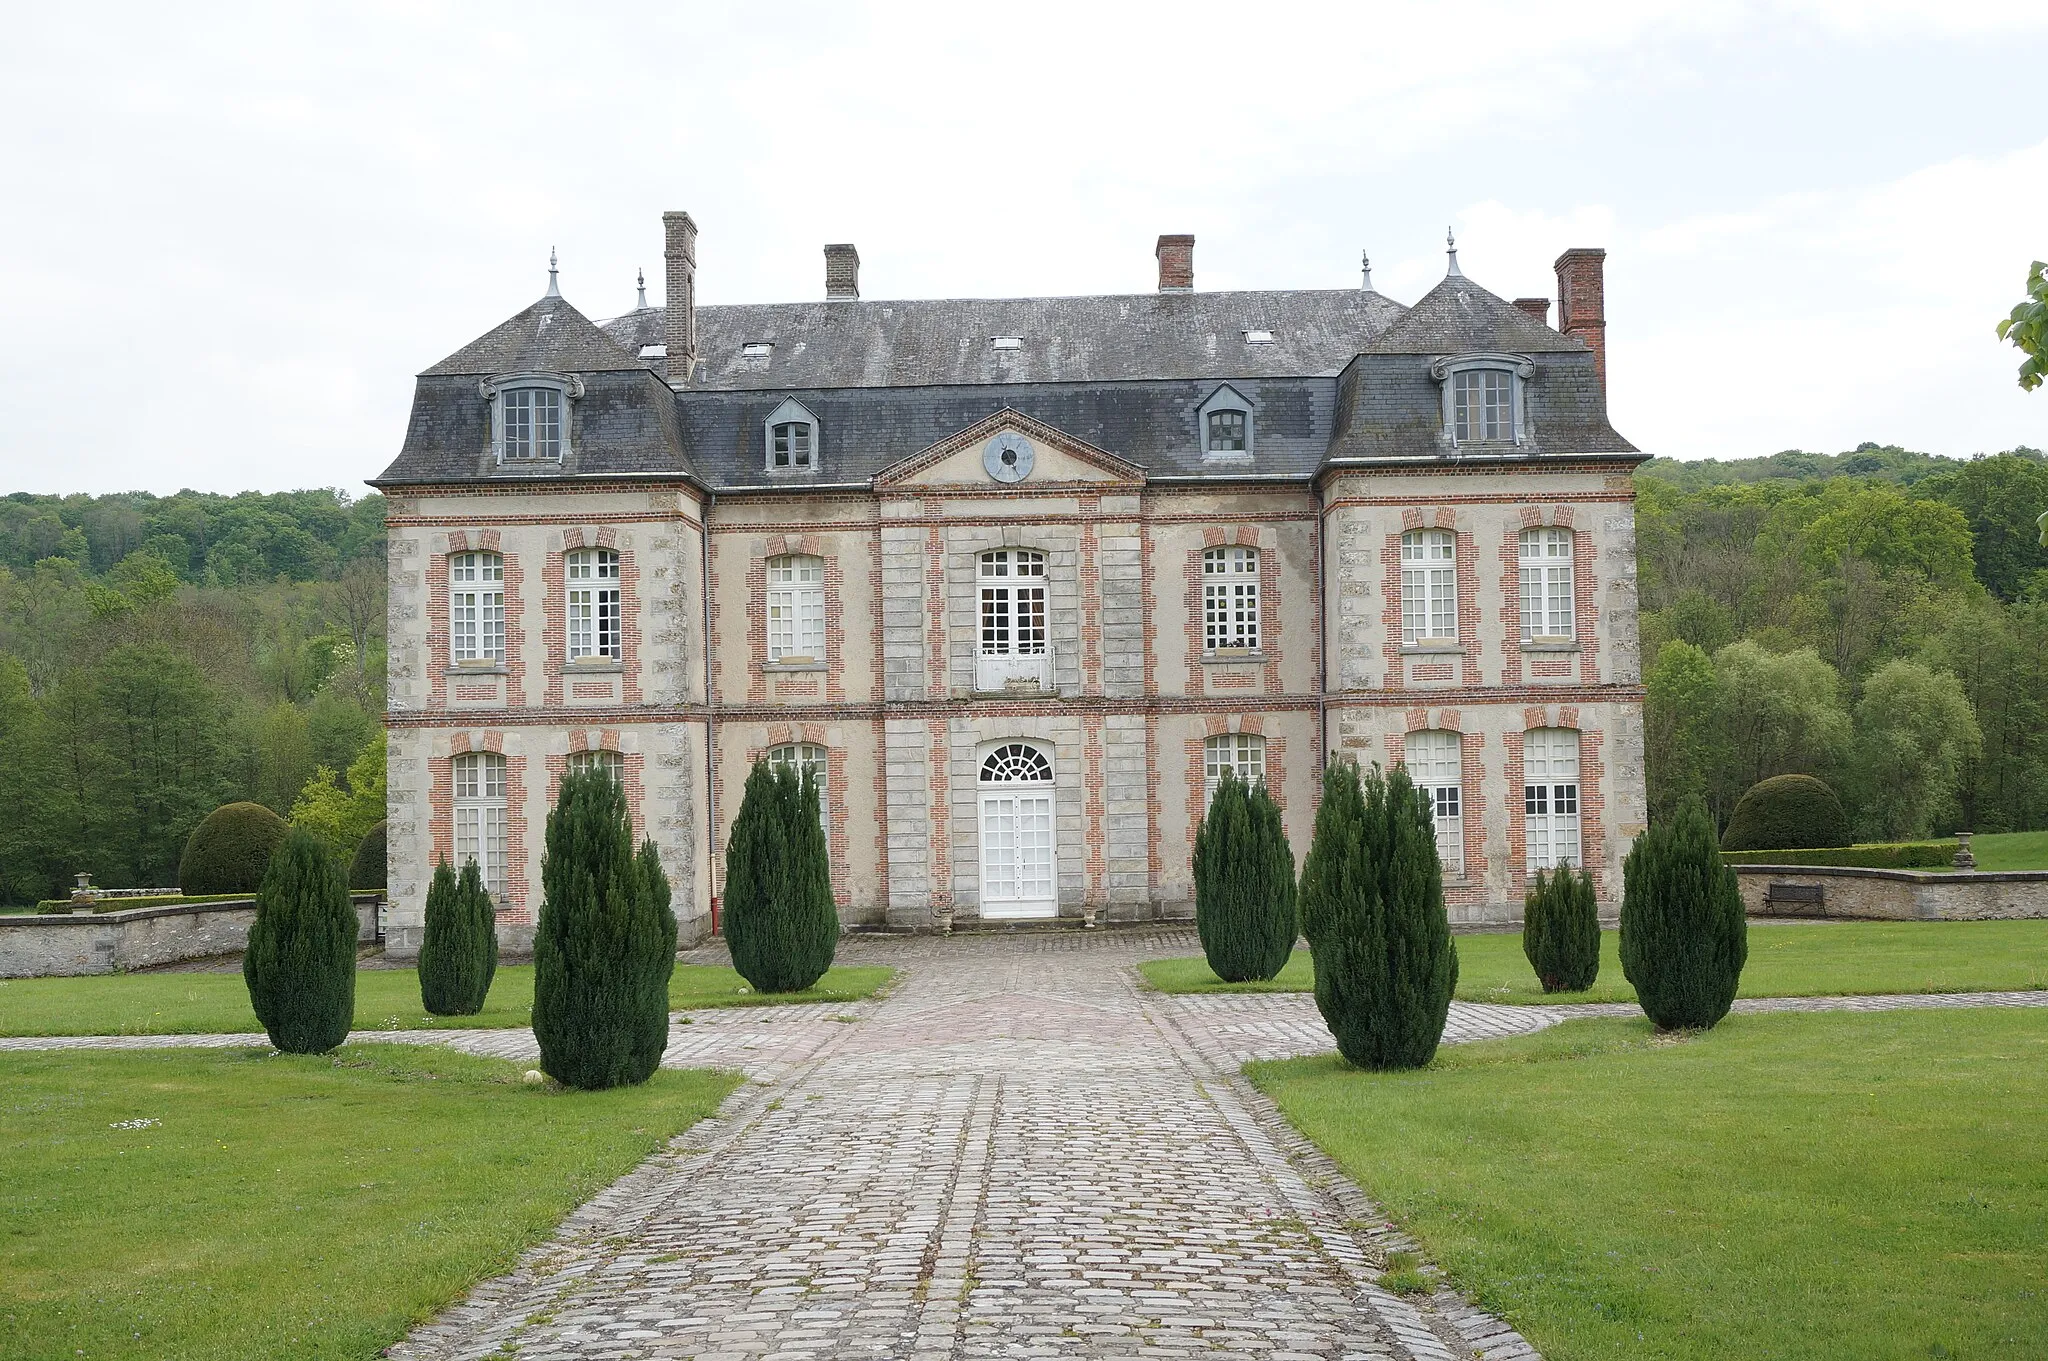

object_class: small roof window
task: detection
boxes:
[990,336,1023,350]
[1244,329,1275,344]
[638,344,667,359]
[741,342,773,357]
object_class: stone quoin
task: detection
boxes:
[373,218,1648,953]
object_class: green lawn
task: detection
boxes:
[1140,918,2048,1004]
[0,1045,738,1360]
[1251,1009,2048,1360]
[1970,830,2048,872]
[0,962,895,1038]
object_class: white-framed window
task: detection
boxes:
[1524,728,1582,871]
[566,548,621,661]
[1405,729,1464,875]
[768,742,829,832]
[452,751,508,902]
[1519,527,1576,642]
[980,742,1054,784]
[502,388,563,460]
[1203,732,1266,802]
[771,422,813,468]
[1401,529,1458,644]
[767,555,826,662]
[1206,410,1247,453]
[1452,370,1512,443]
[567,748,624,785]
[979,550,1047,657]
[1202,546,1260,652]
[1197,384,1256,460]
[450,551,504,664]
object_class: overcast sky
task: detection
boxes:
[3,1,2044,497]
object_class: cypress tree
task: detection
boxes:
[1299,761,1457,1070]
[532,768,677,1089]
[242,828,357,1054]
[1193,769,1296,982]
[724,760,838,993]
[1621,801,1748,1029]
[419,858,498,1016]
[1522,866,1601,993]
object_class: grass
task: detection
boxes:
[1969,830,2048,872]
[0,1044,738,1360]
[0,962,895,1038]
[1250,1009,2048,1360]
[1140,918,2048,1004]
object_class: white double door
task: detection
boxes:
[979,788,1057,919]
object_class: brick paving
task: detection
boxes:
[7,929,2047,1360]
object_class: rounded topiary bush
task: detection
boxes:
[1522,866,1600,993]
[1721,774,1850,852]
[243,828,358,1054]
[1622,802,1747,1030]
[348,820,387,890]
[180,802,290,895]
[1194,769,1297,983]
[723,760,838,994]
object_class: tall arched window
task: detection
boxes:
[566,548,620,660]
[1405,730,1463,875]
[450,551,504,664]
[1203,732,1265,802]
[768,742,828,832]
[1401,529,1458,644]
[1524,728,1581,870]
[767,555,826,662]
[453,751,508,901]
[1202,546,1260,652]
[1519,528,1576,642]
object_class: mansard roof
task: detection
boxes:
[1364,273,1585,356]
[599,289,1408,388]
[424,295,648,377]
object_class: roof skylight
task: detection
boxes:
[991,336,1023,350]
[1244,329,1275,344]
[741,342,773,357]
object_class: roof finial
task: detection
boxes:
[635,267,647,310]
[1445,227,1463,278]
[1360,249,1375,293]
[546,247,561,298]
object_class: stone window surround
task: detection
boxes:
[1429,352,1532,447]
[481,371,582,464]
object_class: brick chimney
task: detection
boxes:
[1513,297,1551,326]
[824,244,860,300]
[1156,234,1194,292]
[662,211,698,381]
[1554,248,1607,389]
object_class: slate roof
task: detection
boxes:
[1365,274,1585,355]
[425,295,649,376]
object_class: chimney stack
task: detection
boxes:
[825,244,860,300]
[662,211,698,381]
[1554,248,1607,389]
[1513,297,1551,326]
[1155,234,1194,292]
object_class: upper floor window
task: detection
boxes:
[768,742,829,831]
[764,397,820,472]
[450,551,504,664]
[767,555,826,662]
[1197,384,1256,460]
[503,388,562,460]
[1524,727,1582,871]
[1203,732,1265,802]
[1519,527,1576,642]
[1405,729,1463,875]
[567,748,624,786]
[1431,353,1530,447]
[979,550,1047,657]
[566,548,620,661]
[1202,546,1260,652]
[1206,410,1247,453]
[452,751,508,901]
[1400,529,1458,644]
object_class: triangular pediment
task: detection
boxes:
[874,408,1146,489]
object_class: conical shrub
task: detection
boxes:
[1621,801,1747,1029]
[532,769,677,1089]
[1194,769,1297,982]
[419,858,498,1016]
[1299,761,1458,1070]
[1522,866,1600,993]
[723,760,838,993]
[242,828,357,1054]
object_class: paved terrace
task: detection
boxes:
[11,929,2046,1360]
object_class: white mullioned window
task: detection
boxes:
[567,748,624,785]
[1202,546,1260,651]
[1524,727,1582,871]
[979,550,1047,656]
[766,555,826,662]
[452,751,508,902]
[502,388,563,460]
[1203,732,1266,802]
[450,551,504,663]
[1405,729,1464,875]
[1401,529,1458,644]
[1519,527,1576,642]
[566,548,621,661]
[1452,369,1512,443]
[771,421,813,469]
[768,742,829,832]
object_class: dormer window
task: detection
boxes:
[1430,354,1532,447]
[763,397,821,473]
[1196,383,1256,460]
[1207,411,1247,452]
[483,372,579,463]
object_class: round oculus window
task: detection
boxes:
[982,432,1035,484]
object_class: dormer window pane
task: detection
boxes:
[1206,410,1247,453]
[1452,370,1512,443]
[503,388,562,460]
[772,422,813,468]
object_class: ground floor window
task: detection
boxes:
[768,742,829,832]
[1203,731,1265,804]
[1524,727,1581,870]
[453,751,508,901]
[1405,729,1464,875]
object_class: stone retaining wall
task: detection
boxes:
[0,897,381,979]
[1736,866,2048,921]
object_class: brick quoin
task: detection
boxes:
[927,716,952,913]
[1498,523,1526,687]
[1454,522,1482,688]
[1083,714,1106,906]
[1571,514,1600,684]
[924,511,947,701]
[1079,497,1103,697]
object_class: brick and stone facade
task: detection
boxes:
[375,219,1648,951]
